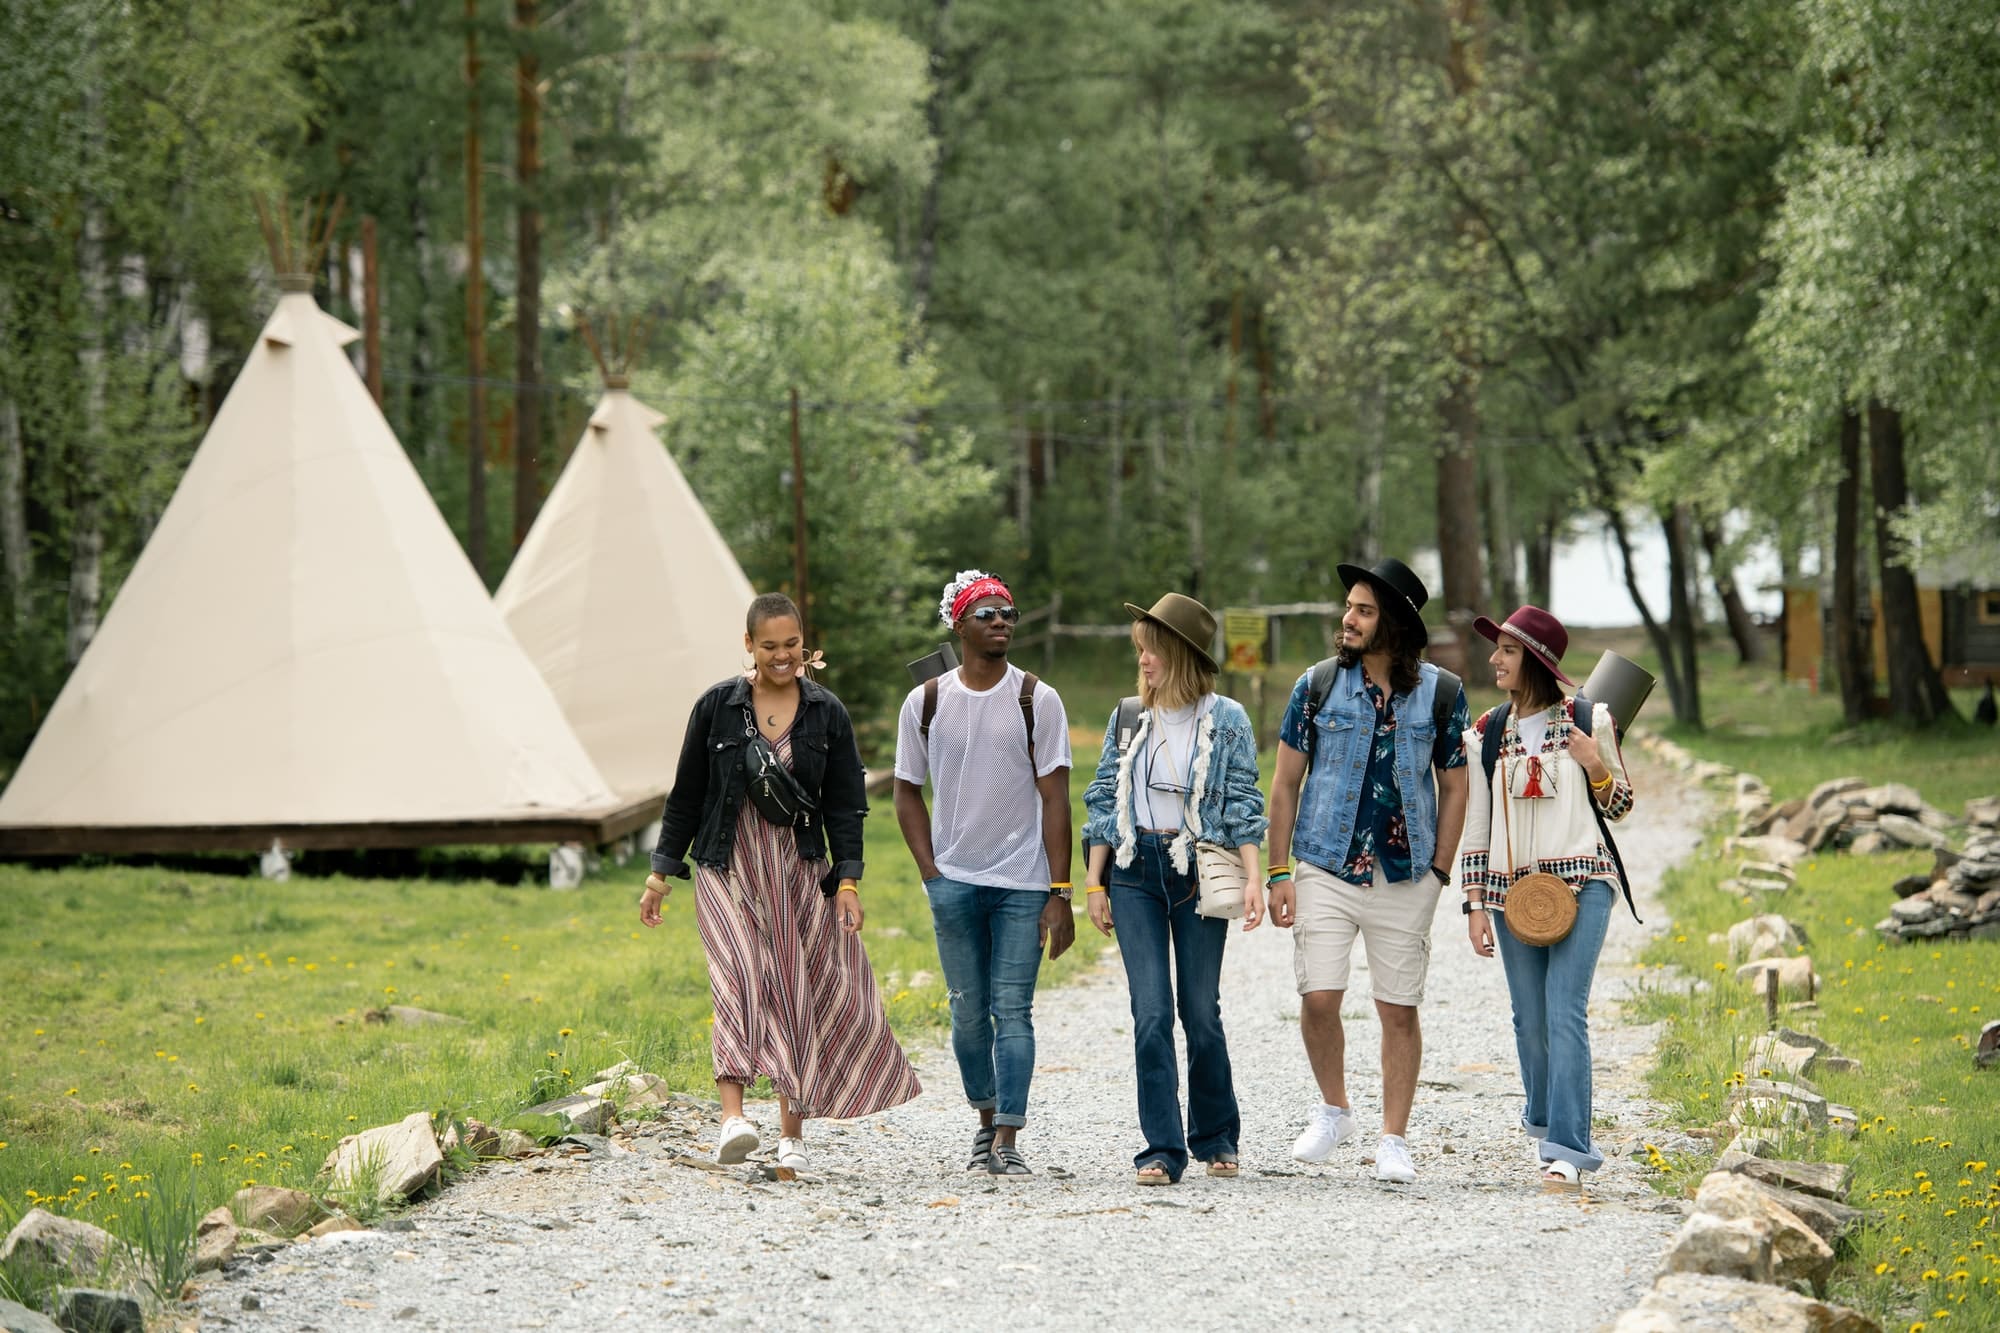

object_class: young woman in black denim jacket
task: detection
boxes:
[639,594,918,1170]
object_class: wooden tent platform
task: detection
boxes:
[0,793,664,856]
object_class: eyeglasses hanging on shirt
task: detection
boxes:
[1142,702,1206,832]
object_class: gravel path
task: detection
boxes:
[197,754,1708,1332]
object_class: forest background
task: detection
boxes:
[2,0,1994,764]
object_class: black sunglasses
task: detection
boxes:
[969,606,1020,624]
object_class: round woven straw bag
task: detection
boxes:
[1504,871,1577,946]
[1498,757,1577,947]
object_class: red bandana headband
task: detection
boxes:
[950,576,1013,624]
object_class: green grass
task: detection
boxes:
[1625,644,1999,1329]
[0,770,1112,1269]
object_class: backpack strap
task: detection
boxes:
[1114,696,1143,755]
[1020,671,1040,776]
[1480,701,1511,786]
[919,675,940,740]
[1429,666,1461,752]
[1571,695,1642,925]
[1299,656,1340,769]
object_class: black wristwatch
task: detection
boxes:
[1430,862,1452,888]
[1461,897,1485,915]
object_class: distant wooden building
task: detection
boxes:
[1781,544,2000,691]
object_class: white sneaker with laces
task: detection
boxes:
[1290,1102,1359,1163]
[1375,1133,1416,1183]
[776,1136,809,1170]
[715,1116,759,1164]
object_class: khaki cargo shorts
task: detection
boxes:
[1291,860,1445,1006]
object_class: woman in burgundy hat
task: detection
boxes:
[1455,605,1634,1185]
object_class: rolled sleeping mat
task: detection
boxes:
[1580,650,1657,738]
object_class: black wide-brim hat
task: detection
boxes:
[1334,557,1430,639]
[1123,592,1219,672]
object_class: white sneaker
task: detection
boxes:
[715,1116,759,1164]
[776,1136,809,1170]
[1375,1134,1416,1183]
[1291,1103,1359,1163]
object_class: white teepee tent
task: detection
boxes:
[0,283,631,849]
[494,381,754,799]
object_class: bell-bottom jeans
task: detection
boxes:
[1494,877,1614,1172]
[1106,831,1240,1181]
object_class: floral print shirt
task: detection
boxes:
[1332,677,1469,886]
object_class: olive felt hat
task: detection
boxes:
[1333,557,1431,639]
[1123,592,1219,672]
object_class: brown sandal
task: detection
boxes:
[1206,1153,1240,1178]
[1135,1162,1176,1186]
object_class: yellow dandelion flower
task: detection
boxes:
[558,1028,573,1037]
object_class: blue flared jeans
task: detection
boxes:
[924,876,1047,1128]
[1494,877,1614,1172]
[1106,832,1240,1181]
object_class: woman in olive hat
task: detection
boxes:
[1080,593,1268,1185]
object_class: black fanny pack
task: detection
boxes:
[740,711,817,828]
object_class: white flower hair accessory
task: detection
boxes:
[938,569,994,627]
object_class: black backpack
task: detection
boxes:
[919,670,1041,778]
[1481,696,1641,923]
[1112,659,1463,763]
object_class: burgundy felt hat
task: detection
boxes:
[1474,604,1575,686]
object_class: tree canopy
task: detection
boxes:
[2,0,1992,764]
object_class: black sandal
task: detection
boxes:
[967,1125,997,1172]
[987,1144,1033,1176]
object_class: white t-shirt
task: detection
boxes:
[1516,706,1552,759]
[894,664,1072,892]
[1138,697,1209,831]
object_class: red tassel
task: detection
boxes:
[1522,754,1545,798]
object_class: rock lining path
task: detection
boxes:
[198,754,1708,1332]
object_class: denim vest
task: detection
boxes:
[1292,661,1444,879]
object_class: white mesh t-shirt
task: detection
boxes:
[894,664,1072,893]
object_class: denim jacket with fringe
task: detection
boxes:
[1080,693,1267,873]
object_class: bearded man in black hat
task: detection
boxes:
[1263,557,1470,1184]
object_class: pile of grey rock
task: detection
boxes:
[1736,775,1954,855]
[1609,1025,1877,1331]
[0,1059,679,1331]
[1875,831,2000,943]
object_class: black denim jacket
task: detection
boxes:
[650,675,867,893]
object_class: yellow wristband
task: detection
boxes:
[1589,771,1614,792]
[1086,886,1107,894]
[1049,882,1073,890]
[1266,863,1291,876]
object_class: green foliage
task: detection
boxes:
[662,233,994,725]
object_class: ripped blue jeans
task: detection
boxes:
[923,877,1047,1128]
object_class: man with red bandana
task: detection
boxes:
[894,569,1075,1177]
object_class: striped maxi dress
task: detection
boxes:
[693,727,921,1119]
